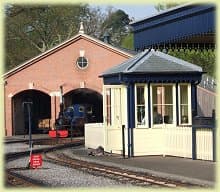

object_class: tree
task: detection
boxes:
[168,49,215,77]
[5,4,104,71]
[100,9,131,46]
[121,32,134,50]
[5,4,132,71]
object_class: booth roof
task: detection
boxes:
[101,49,203,77]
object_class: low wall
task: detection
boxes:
[85,123,104,149]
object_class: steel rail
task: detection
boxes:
[44,151,201,188]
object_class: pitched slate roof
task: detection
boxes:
[101,49,203,76]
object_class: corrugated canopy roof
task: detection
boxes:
[101,49,203,77]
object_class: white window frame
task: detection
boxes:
[150,83,176,128]
[103,85,127,128]
[135,84,148,128]
[178,83,192,125]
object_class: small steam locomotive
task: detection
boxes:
[48,104,95,138]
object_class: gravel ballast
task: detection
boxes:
[6,155,134,188]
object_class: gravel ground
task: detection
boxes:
[6,156,134,188]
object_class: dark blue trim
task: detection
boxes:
[130,84,135,157]
[212,110,216,162]
[127,84,131,158]
[191,83,198,116]
[148,83,151,128]
[212,126,216,162]
[131,5,214,28]
[192,125,197,160]
[127,83,135,129]
[103,73,202,85]
[191,83,198,161]
[127,83,135,157]
[176,83,179,126]
[131,5,215,50]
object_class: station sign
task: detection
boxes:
[30,154,42,169]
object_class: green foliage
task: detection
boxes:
[168,49,216,77]
[4,4,131,72]
[121,33,134,50]
[101,9,130,46]
[5,4,90,71]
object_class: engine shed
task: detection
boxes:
[3,26,133,136]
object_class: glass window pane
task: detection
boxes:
[152,84,174,125]
[137,106,145,125]
[153,106,163,124]
[106,88,111,125]
[136,85,145,126]
[77,56,88,69]
[137,86,145,105]
[180,84,189,124]
[180,105,188,123]
[180,85,188,104]
[152,86,163,105]
[164,85,173,104]
[164,105,173,124]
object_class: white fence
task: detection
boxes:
[164,126,192,158]
[164,126,213,160]
[196,128,213,160]
[85,123,214,161]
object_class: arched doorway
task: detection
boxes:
[64,88,103,123]
[12,90,51,135]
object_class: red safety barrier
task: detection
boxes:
[48,130,68,138]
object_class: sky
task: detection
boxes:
[95,4,158,21]
[110,4,158,20]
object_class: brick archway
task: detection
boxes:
[64,88,103,123]
[12,89,51,135]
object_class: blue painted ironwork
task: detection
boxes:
[130,4,215,50]
[127,83,135,158]
[191,83,198,116]
[103,72,202,85]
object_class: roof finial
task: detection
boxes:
[79,22,84,34]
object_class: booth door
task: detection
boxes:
[104,85,127,153]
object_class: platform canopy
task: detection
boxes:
[130,4,215,51]
[101,49,203,84]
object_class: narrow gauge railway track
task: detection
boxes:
[6,170,45,187]
[5,139,84,187]
[6,139,83,161]
[44,151,200,188]
[5,137,83,145]
[4,138,51,144]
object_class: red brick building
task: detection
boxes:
[3,29,132,136]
